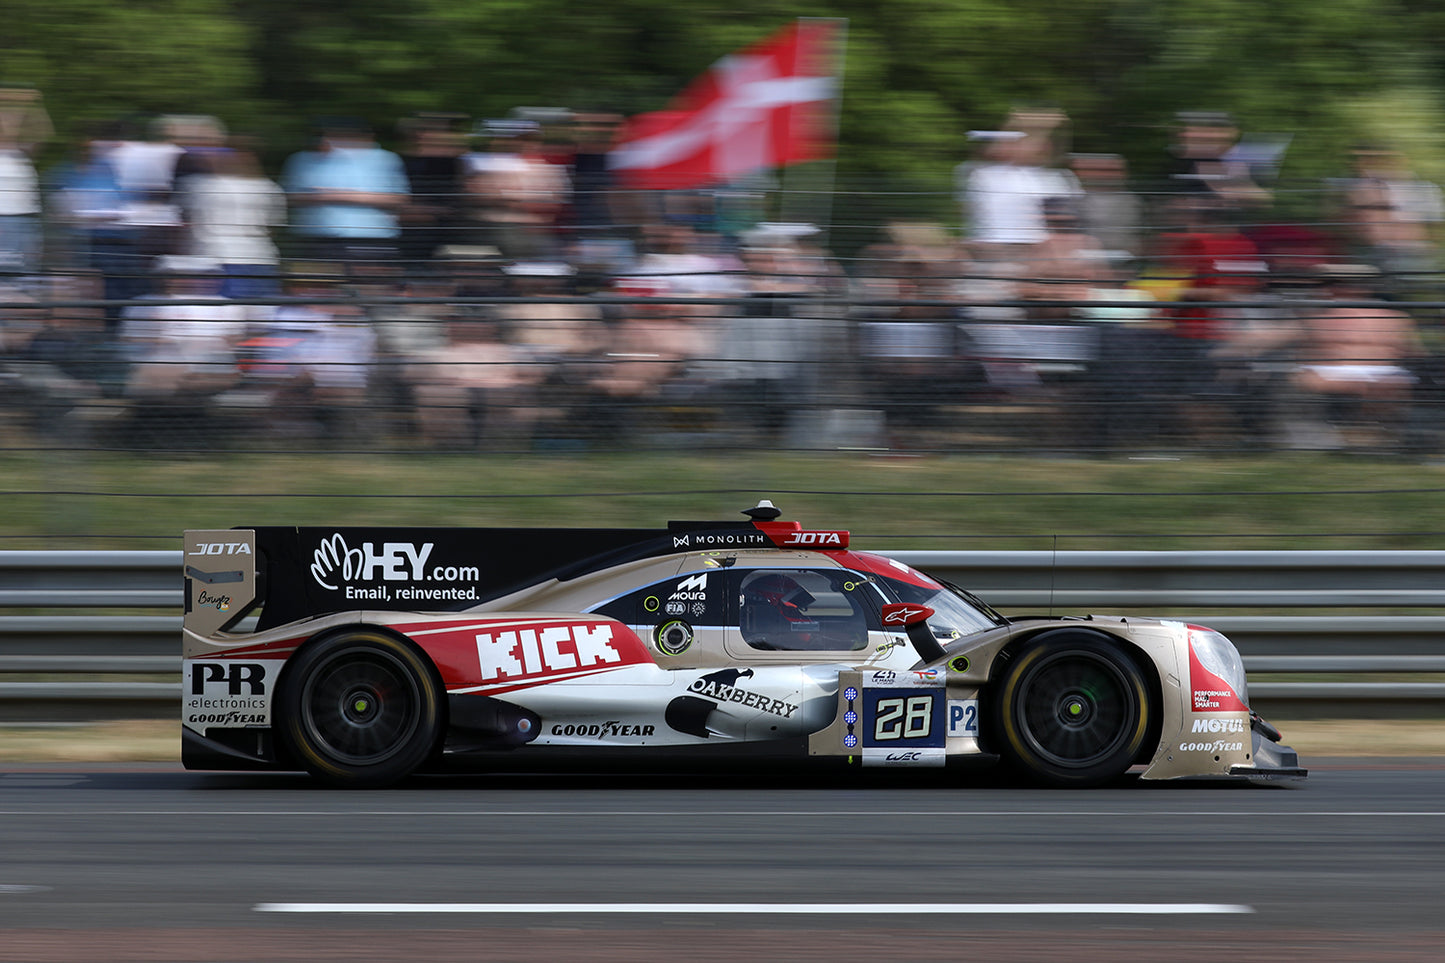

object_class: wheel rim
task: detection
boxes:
[300,650,422,766]
[1014,651,1137,769]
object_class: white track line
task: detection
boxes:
[2,809,1443,818]
[255,901,1253,915]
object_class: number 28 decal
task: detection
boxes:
[861,689,946,748]
[873,696,934,740]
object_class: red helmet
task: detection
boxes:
[741,573,819,647]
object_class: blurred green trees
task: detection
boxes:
[7,0,1445,185]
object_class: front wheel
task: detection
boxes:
[988,632,1150,787]
[278,630,442,788]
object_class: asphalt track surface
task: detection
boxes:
[0,758,1441,962]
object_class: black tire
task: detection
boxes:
[989,632,1150,788]
[278,630,442,788]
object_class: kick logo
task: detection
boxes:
[476,623,623,682]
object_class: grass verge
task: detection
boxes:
[6,450,1445,549]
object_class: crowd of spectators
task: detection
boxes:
[2,92,1443,453]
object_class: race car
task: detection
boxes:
[181,502,1305,788]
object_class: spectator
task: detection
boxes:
[0,86,52,272]
[499,260,604,363]
[566,112,623,238]
[49,130,144,329]
[1291,263,1423,443]
[168,115,233,190]
[106,114,190,259]
[407,307,540,449]
[1019,197,1109,319]
[631,222,744,299]
[1143,195,1269,435]
[283,118,409,265]
[1069,152,1142,266]
[463,120,568,259]
[853,235,978,434]
[118,256,247,403]
[239,263,378,440]
[738,222,828,296]
[957,109,1082,261]
[6,273,110,433]
[1166,111,1269,209]
[1341,145,1443,297]
[180,139,286,303]
[589,301,714,439]
[398,114,469,265]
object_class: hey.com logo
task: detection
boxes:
[310,533,443,589]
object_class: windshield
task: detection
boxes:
[879,574,1007,641]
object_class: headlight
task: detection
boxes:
[1187,625,1249,710]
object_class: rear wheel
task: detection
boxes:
[279,630,442,788]
[990,632,1150,787]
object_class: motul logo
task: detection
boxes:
[477,624,621,681]
[1192,718,1246,733]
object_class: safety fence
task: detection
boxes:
[4,285,1445,458]
[0,549,1441,721]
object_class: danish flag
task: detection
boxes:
[609,20,840,190]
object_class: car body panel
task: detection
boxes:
[181,514,1304,785]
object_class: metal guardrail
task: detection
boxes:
[1,549,1443,719]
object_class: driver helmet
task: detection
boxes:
[742,573,818,643]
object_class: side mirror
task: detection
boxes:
[880,603,945,664]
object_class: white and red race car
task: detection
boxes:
[182,502,1304,787]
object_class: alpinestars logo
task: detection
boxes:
[883,606,926,625]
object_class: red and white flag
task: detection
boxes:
[609,21,840,190]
